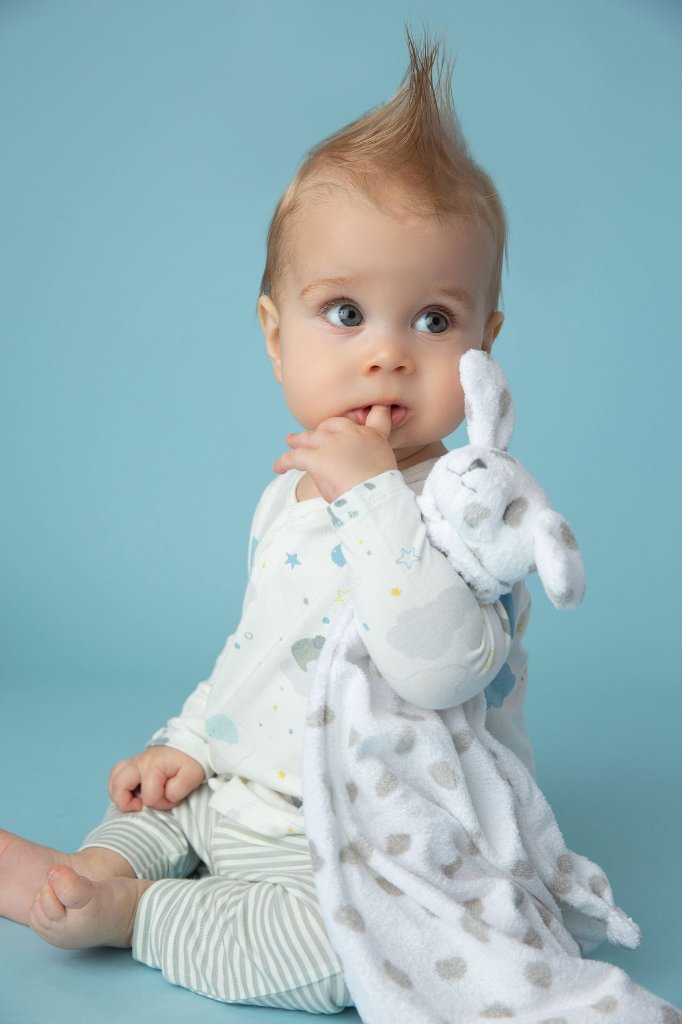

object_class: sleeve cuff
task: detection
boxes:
[326,469,408,529]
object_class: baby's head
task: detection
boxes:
[258,28,508,466]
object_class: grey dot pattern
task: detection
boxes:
[559,521,578,549]
[375,874,404,897]
[435,957,467,980]
[441,856,463,878]
[308,840,325,872]
[306,704,335,727]
[503,496,528,527]
[395,725,416,754]
[346,780,358,802]
[453,728,475,753]
[429,760,459,789]
[334,905,365,932]
[339,843,366,865]
[590,874,609,897]
[551,870,573,895]
[662,1007,682,1024]
[463,502,492,528]
[548,586,575,609]
[386,833,412,855]
[383,960,413,989]
[376,768,399,797]
[481,1004,515,1018]
[498,388,512,419]
[512,859,534,879]
[468,835,482,856]
[535,902,554,929]
[463,898,484,918]
[523,927,544,949]
[592,995,618,1013]
[524,962,553,988]
[551,852,574,894]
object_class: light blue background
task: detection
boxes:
[1,1,680,1021]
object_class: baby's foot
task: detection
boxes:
[0,829,135,925]
[29,865,152,949]
[0,830,80,925]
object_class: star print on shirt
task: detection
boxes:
[396,547,421,569]
[334,589,351,605]
[285,552,301,569]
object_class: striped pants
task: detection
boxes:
[79,785,353,1013]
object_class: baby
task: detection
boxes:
[0,30,533,1013]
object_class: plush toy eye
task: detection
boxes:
[468,458,487,472]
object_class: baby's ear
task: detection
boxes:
[258,295,282,382]
[460,349,515,450]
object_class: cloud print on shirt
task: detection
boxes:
[387,586,467,660]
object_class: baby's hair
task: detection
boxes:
[257,24,508,318]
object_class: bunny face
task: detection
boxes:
[416,349,585,609]
[423,446,548,587]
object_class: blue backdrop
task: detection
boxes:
[1,2,680,1021]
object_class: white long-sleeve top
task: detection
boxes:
[148,458,535,837]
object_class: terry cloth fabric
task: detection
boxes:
[302,604,681,1023]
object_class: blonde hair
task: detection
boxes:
[258,25,508,317]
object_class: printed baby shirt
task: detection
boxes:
[148,458,533,836]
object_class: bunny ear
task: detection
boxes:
[533,508,586,610]
[460,349,515,450]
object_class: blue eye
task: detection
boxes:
[413,309,451,334]
[323,302,363,328]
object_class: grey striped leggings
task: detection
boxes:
[79,784,353,1013]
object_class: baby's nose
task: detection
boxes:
[363,334,415,374]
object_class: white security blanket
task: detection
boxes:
[302,605,679,1022]
[301,353,680,1022]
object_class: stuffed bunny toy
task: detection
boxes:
[416,349,585,609]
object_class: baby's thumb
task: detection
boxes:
[365,404,392,439]
[164,767,196,805]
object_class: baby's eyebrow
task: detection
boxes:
[430,285,475,311]
[299,276,357,300]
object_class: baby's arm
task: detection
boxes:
[329,470,512,709]
[109,745,205,812]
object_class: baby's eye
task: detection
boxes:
[413,308,452,334]
[322,301,364,328]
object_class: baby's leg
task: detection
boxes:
[132,818,353,1013]
[0,829,134,926]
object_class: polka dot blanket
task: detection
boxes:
[301,353,681,1022]
[301,604,681,1022]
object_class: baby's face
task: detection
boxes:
[259,185,503,465]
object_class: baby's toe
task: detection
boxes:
[46,865,94,910]
[37,881,66,922]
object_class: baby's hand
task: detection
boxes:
[273,405,398,503]
[108,746,205,813]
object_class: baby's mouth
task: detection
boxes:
[350,404,408,428]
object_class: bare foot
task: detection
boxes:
[0,829,134,925]
[29,865,152,949]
